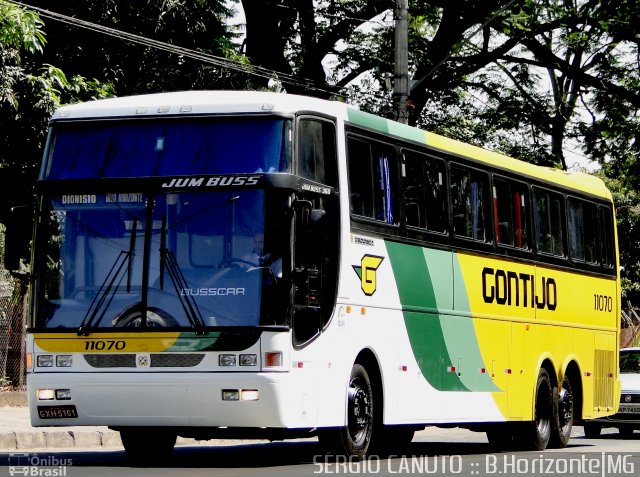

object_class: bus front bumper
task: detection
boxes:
[28,371,309,429]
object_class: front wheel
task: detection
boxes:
[318,364,374,458]
[120,427,177,466]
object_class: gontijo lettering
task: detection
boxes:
[482,267,557,310]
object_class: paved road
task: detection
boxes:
[1,427,639,477]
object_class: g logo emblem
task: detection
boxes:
[353,255,384,296]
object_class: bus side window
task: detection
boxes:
[493,178,529,249]
[568,198,598,263]
[451,164,491,242]
[402,151,447,233]
[297,118,338,188]
[347,136,397,225]
[598,206,615,268]
[533,188,565,257]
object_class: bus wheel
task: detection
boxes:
[583,422,602,438]
[550,375,574,448]
[520,368,553,450]
[120,427,177,466]
[318,364,374,458]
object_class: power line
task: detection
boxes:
[7,0,346,97]
[6,0,597,166]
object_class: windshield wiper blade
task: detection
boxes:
[126,218,137,292]
[77,250,130,336]
[78,220,137,336]
[160,215,207,333]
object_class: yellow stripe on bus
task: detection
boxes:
[33,332,181,353]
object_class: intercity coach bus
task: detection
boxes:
[19,91,620,461]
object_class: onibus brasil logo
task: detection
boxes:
[353,255,384,296]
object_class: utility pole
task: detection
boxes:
[393,0,409,124]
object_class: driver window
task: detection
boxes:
[297,118,338,188]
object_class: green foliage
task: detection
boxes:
[0,0,45,54]
[29,0,242,96]
[0,1,112,226]
[598,173,640,306]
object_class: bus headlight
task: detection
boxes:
[56,355,73,367]
[36,355,54,367]
[55,389,72,400]
[240,389,259,401]
[222,389,239,401]
[239,354,257,366]
[37,389,55,400]
[219,354,236,367]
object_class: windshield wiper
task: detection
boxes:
[159,214,207,334]
[77,218,137,336]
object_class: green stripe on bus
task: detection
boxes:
[168,333,220,351]
[387,241,500,392]
[347,108,389,133]
[386,241,467,391]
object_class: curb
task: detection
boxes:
[0,430,280,451]
[0,430,123,450]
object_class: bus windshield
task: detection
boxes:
[42,117,292,179]
[35,190,286,330]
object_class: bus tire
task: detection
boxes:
[549,374,574,448]
[318,364,374,458]
[519,368,553,451]
[120,427,177,466]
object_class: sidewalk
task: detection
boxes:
[0,393,123,450]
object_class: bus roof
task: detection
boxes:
[53,90,611,201]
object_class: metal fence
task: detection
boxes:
[0,270,28,390]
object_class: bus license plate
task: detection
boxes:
[37,405,78,419]
[618,404,640,414]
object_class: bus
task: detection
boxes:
[19,91,620,461]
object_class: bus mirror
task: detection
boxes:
[3,205,33,272]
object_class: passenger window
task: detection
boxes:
[297,119,338,188]
[598,206,615,268]
[451,165,491,241]
[347,137,397,225]
[568,198,597,263]
[402,151,447,233]
[493,178,529,249]
[533,188,564,257]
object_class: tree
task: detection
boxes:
[0,0,110,243]
[29,0,244,96]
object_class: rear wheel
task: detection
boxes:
[120,427,177,466]
[517,368,553,450]
[549,374,574,448]
[318,364,374,458]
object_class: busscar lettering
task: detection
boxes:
[482,267,557,311]
[161,175,260,189]
[181,287,246,296]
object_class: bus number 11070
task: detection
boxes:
[593,294,613,312]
